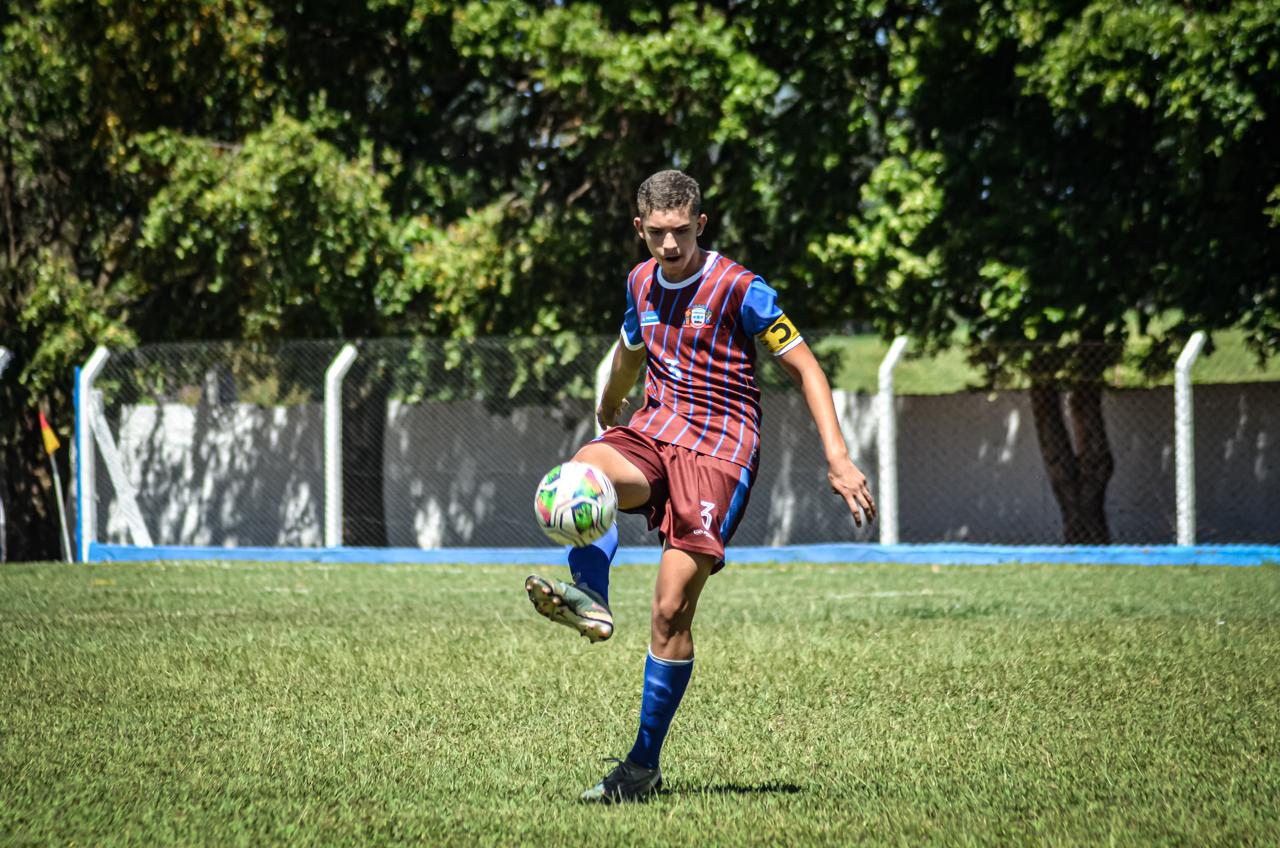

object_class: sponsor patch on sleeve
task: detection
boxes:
[758,314,803,355]
[640,310,660,327]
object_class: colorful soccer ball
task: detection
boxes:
[533,462,617,547]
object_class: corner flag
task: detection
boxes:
[39,411,62,455]
[39,409,72,562]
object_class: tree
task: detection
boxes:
[829,0,1280,542]
[1,1,399,557]
[2,0,780,557]
[5,0,1276,556]
[2,0,145,560]
[379,1,781,337]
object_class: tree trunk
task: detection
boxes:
[1029,382,1115,545]
[1,390,63,562]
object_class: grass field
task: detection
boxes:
[2,561,1278,846]
[810,329,1280,394]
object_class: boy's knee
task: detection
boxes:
[651,593,691,639]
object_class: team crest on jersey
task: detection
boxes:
[684,304,710,328]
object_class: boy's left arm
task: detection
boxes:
[776,342,877,527]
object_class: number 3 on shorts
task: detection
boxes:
[699,500,715,531]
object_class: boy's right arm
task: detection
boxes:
[597,342,646,429]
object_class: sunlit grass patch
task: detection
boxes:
[1,561,1277,846]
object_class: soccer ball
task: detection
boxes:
[533,461,617,547]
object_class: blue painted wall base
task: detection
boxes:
[89,542,1280,566]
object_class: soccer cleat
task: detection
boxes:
[580,758,663,804]
[524,574,614,643]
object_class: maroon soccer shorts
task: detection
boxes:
[592,425,755,572]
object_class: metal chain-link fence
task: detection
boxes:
[343,336,620,548]
[92,341,342,547]
[86,335,1278,552]
[1176,338,1280,544]
[882,340,1278,545]
[893,342,1174,545]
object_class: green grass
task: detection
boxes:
[2,561,1278,846]
[810,329,1280,395]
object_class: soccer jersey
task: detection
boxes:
[620,251,803,470]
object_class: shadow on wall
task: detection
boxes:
[380,394,880,550]
[1197,383,1277,544]
[896,384,1277,545]
[104,383,1277,548]
[381,398,596,548]
[105,402,324,546]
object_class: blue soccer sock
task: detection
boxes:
[627,648,694,770]
[567,523,618,605]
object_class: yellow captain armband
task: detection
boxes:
[758,314,803,355]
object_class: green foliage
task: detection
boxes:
[815,146,948,347]
[128,108,399,339]
[836,0,1280,372]
[1022,1,1280,352]
[427,1,781,335]
[1027,3,1272,149]
[388,197,557,337]
[16,250,138,395]
[7,0,1277,385]
[4,0,1280,556]
[353,336,612,411]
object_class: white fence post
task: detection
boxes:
[877,336,910,545]
[1175,331,1207,546]
[594,339,620,437]
[77,347,111,562]
[324,344,359,548]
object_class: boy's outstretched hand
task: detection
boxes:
[829,455,876,527]
[596,397,631,430]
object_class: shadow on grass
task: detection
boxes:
[666,782,804,797]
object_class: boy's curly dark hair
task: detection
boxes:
[636,170,701,217]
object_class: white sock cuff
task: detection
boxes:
[647,647,694,667]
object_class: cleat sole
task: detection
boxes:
[524,574,614,644]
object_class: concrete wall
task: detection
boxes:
[1190,383,1279,543]
[103,383,1277,548]
[376,392,881,549]
[894,383,1277,544]
[104,403,324,547]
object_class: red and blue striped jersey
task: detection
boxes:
[619,251,803,470]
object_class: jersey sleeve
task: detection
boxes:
[740,277,804,356]
[620,277,645,350]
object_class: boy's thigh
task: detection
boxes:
[577,427,663,511]
[659,447,754,568]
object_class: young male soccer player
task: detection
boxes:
[525,169,876,803]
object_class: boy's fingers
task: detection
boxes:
[844,493,864,526]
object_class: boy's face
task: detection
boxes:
[634,206,707,280]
